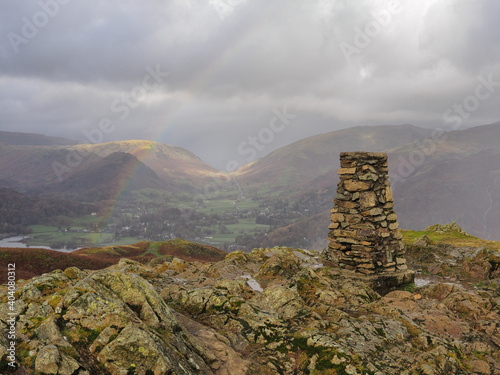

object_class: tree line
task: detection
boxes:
[0,188,97,235]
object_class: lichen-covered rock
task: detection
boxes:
[34,344,60,374]
[64,266,89,280]
[414,234,432,247]
[58,353,84,375]
[1,244,499,374]
[1,266,220,374]
[256,253,301,282]
[96,324,208,374]
[426,221,472,236]
[250,285,304,320]
[35,316,71,347]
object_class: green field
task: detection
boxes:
[132,188,177,203]
[172,195,260,213]
[20,191,277,250]
[199,218,270,246]
[26,225,142,249]
[71,215,103,225]
[226,218,268,232]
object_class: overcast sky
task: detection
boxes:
[1,0,499,170]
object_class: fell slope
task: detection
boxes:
[393,151,500,240]
[0,131,80,146]
[0,139,225,197]
[233,124,434,193]
[73,140,224,186]
[0,239,226,283]
[388,122,500,239]
[0,143,99,188]
[0,188,97,233]
[233,122,500,241]
[30,152,168,202]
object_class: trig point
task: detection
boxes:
[324,151,414,294]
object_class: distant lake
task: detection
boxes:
[0,236,76,253]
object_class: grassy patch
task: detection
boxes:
[142,242,160,257]
[27,225,115,248]
[404,282,417,293]
[402,229,500,251]
[26,224,144,249]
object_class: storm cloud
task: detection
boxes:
[1,0,499,169]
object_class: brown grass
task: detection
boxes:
[0,247,114,283]
[1,240,227,284]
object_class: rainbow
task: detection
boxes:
[95,5,282,241]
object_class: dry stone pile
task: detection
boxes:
[324,151,414,293]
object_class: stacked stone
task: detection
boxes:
[326,152,408,275]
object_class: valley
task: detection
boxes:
[13,188,316,252]
[2,125,500,374]
[1,122,500,253]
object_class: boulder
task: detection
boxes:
[35,344,60,375]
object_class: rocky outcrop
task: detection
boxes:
[1,247,499,374]
[0,259,241,375]
[159,247,500,374]
[426,221,472,236]
[406,240,500,283]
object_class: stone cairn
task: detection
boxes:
[324,152,413,292]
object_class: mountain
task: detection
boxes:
[1,123,500,247]
[390,121,500,161]
[30,152,168,202]
[72,140,224,185]
[0,130,80,146]
[230,122,500,242]
[388,121,500,180]
[0,140,225,196]
[233,124,434,193]
[0,142,101,189]
[391,146,500,239]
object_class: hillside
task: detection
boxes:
[0,188,97,234]
[387,122,500,239]
[233,124,434,193]
[72,140,225,187]
[0,143,100,188]
[30,152,169,202]
[231,122,500,242]
[393,151,500,240]
[0,131,80,146]
[239,211,330,250]
[0,139,223,195]
[0,239,226,283]
[389,121,500,165]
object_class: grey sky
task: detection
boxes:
[1,0,499,170]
